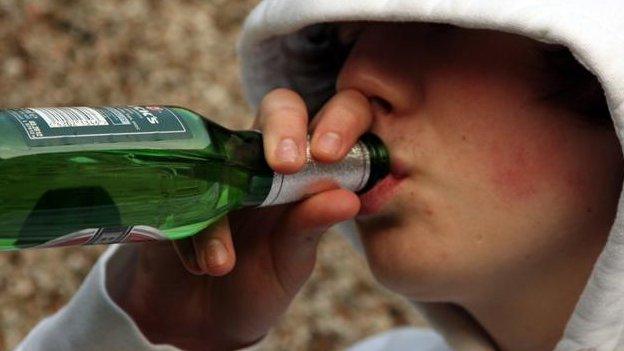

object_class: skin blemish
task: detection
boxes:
[424,207,434,216]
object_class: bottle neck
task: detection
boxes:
[242,173,274,206]
[217,129,273,207]
[248,133,390,208]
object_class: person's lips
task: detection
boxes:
[358,159,409,216]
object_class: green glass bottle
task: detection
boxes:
[0,105,389,250]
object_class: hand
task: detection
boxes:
[110,88,373,351]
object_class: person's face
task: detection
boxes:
[341,23,624,301]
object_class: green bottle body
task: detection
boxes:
[0,105,389,251]
[0,106,274,250]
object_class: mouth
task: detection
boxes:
[358,159,408,216]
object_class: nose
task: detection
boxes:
[335,24,424,116]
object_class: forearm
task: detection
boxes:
[108,244,269,351]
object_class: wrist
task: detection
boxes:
[105,245,182,347]
[105,244,243,350]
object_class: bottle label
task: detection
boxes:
[32,225,168,248]
[6,106,192,147]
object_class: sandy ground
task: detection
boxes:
[0,1,425,350]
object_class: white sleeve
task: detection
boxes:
[15,244,445,351]
[345,327,452,351]
[14,245,267,351]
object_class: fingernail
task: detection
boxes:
[276,138,299,163]
[205,239,228,268]
[317,132,342,155]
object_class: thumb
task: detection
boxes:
[269,188,361,293]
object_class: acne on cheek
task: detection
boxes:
[486,140,586,204]
[488,144,539,202]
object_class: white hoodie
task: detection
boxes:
[238,1,624,350]
[15,1,624,350]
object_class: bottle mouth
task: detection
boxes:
[357,133,390,194]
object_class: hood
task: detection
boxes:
[237,1,624,350]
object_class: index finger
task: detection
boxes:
[309,89,373,163]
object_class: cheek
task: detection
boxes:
[488,143,539,201]
[483,131,588,205]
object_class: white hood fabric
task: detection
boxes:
[237,1,624,350]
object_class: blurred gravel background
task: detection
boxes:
[0,1,425,350]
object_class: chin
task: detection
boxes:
[356,218,461,302]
